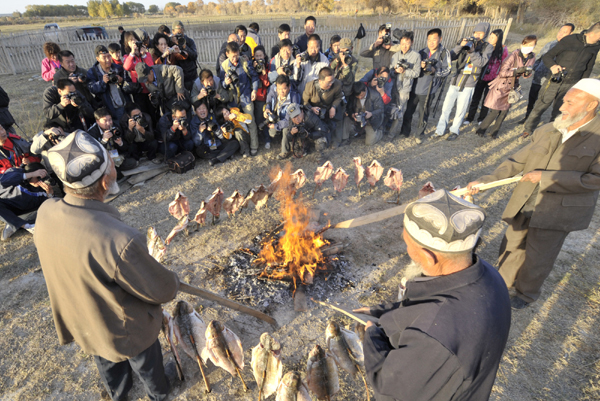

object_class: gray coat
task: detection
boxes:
[390,49,422,95]
[145,64,186,100]
[293,53,329,94]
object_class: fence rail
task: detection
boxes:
[0,18,511,76]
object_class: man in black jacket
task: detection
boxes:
[88,108,137,174]
[43,79,94,133]
[157,104,194,159]
[342,82,384,146]
[355,190,511,401]
[0,85,16,134]
[278,103,330,159]
[118,103,158,163]
[522,22,600,137]
[190,69,235,112]
[171,20,198,91]
[86,45,127,121]
[52,50,98,109]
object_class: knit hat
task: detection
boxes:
[403,189,486,253]
[339,38,352,49]
[172,20,184,30]
[473,22,490,39]
[571,78,600,101]
[47,130,109,189]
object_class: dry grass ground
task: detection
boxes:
[1,30,600,401]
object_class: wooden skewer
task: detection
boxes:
[258,368,266,401]
[226,348,249,392]
[189,334,211,393]
[311,298,368,325]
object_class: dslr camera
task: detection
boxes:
[225,70,239,89]
[394,59,410,71]
[134,40,143,49]
[109,126,122,138]
[65,91,83,105]
[173,117,188,129]
[254,59,265,74]
[338,50,352,65]
[355,112,367,128]
[174,33,186,47]
[461,37,478,51]
[292,44,301,57]
[69,73,87,83]
[551,69,568,83]
[299,52,310,62]
[149,91,162,108]
[204,85,216,98]
[106,70,120,84]
[258,112,279,131]
[132,113,149,129]
[43,129,64,146]
[281,64,294,77]
[376,76,387,88]
[381,23,392,45]
[423,58,438,74]
[221,121,235,139]
[317,106,327,120]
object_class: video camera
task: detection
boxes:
[381,23,392,45]
[254,59,266,74]
[132,113,149,129]
[258,112,279,131]
[423,58,438,75]
[106,70,120,84]
[174,33,186,47]
[65,91,83,105]
[355,112,367,128]
[338,50,352,65]
[551,69,568,83]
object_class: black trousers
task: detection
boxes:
[523,81,572,133]
[94,339,169,401]
[400,93,429,137]
[477,108,509,137]
[525,82,542,119]
[465,78,491,123]
[0,195,45,228]
[127,139,158,160]
[196,137,240,162]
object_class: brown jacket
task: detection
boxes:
[477,116,600,232]
[302,79,343,110]
[34,194,179,362]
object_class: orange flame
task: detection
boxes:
[257,163,329,286]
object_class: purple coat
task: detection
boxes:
[484,49,535,111]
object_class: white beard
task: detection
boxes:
[403,260,427,281]
[107,179,120,195]
[553,111,588,131]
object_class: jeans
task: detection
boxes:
[435,85,475,136]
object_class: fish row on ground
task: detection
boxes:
[162,300,370,400]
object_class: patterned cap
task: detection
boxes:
[95,45,109,57]
[47,130,109,189]
[339,38,352,49]
[287,103,302,119]
[403,189,486,253]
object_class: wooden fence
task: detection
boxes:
[0,17,511,76]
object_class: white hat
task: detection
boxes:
[571,78,600,101]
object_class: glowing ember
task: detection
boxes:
[255,164,330,288]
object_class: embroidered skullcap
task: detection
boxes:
[404,189,486,253]
[571,78,600,101]
[47,130,109,189]
[339,38,352,49]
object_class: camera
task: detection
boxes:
[109,126,122,138]
[254,59,265,74]
[292,44,301,57]
[318,107,327,120]
[173,117,188,129]
[43,130,64,146]
[258,112,279,131]
[132,113,149,128]
[381,23,392,45]
[107,70,119,84]
[225,70,239,88]
[462,37,477,51]
[355,112,367,128]
[291,123,309,158]
[394,59,410,71]
[65,91,83,105]
[551,69,567,83]
[205,86,216,98]
[149,91,162,108]
[338,50,352,65]
[42,176,56,187]
[376,76,387,88]
[423,58,438,74]
[299,52,310,62]
[69,73,87,83]
[281,64,293,76]
[174,33,186,47]
[134,40,143,49]
[221,121,235,139]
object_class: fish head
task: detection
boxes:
[206,320,224,338]
[282,371,302,389]
[309,344,326,361]
[175,300,194,317]
[326,320,341,338]
[260,332,282,353]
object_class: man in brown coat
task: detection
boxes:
[468,78,600,309]
[34,131,180,401]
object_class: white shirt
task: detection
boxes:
[559,119,593,143]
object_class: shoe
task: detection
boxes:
[510,296,531,310]
[475,130,485,137]
[340,139,350,147]
[208,158,220,167]
[250,149,258,156]
[276,152,290,160]
[152,155,164,164]
[518,116,529,125]
[429,133,443,141]
[265,142,271,149]
[2,224,17,241]
[23,223,35,235]
[462,120,471,126]
[415,137,423,144]
[446,133,459,141]
[491,133,499,140]
[520,132,530,139]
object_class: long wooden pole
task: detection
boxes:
[311,299,368,325]
[179,282,277,327]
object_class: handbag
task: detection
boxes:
[167,150,196,174]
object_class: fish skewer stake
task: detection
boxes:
[312,298,368,325]
[161,310,185,381]
[201,320,248,392]
[326,320,369,401]
[172,301,211,393]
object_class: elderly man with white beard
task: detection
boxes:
[354,190,511,401]
[468,78,600,310]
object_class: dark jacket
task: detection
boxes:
[330,54,359,96]
[265,85,301,131]
[359,70,394,105]
[0,134,41,174]
[86,62,128,118]
[42,86,94,132]
[413,45,452,96]
[0,85,15,129]
[0,167,47,199]
[286,106,329,135]
[219,58,259,107]
[364,257,511,401]
[118,112,155,144]
[158,113,193,143]
[190,112,221,148]
[541,30,600,85]
[87,123,129,154]
[53,66,98,107]
[174,35,198,87]
[347,87,385,130]
[360,44,397,71]
[190,75,234,112]
[293,33,322,53]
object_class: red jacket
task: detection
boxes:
[255,63,271,102]
[0,133,41,174]
[123,53,154,93]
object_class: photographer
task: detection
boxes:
[0,123,41,174]
[387,30,421,140]
[324,35,341,63]
[360,24,402,71]
[215,106,253,158]
[30,125,66,173]
[135,62,189,112]
[150,32,186,66]
[52,51,98,109]
[191,102,239,166]
[0,162,53,241]
[302,67,343,147]
[278,103,330,160]
[87,45,127,121]
[158,104,195,159]
[399,28,452,142]
[88,108,137,174]
[122,31,155,116]
[252,46,272,149]
[43,79,94,133]
[264,74,301,148]
[330,37,358,97]
[521,22,600,138]
[268,39,297,89]
[343,82,384,146]
[293,34,329,94]
[170,21,199,91]
[219,41,260,156]
[271,24,291,59]
[216,33,240,76]
[119,103,159,163]
[191,69,234,112]
[433,22,493,141]
[360,66,393,107]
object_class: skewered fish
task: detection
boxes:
[306,344,339,400]
[251,333,283,400]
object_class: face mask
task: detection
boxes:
[521,46,534,56]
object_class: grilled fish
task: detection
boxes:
[331,168,349,193]
[251,333,283,399]
[168,191,190,219]
[162,310,184,381]
[172,300,207,361]
[275,371,311,401]
[306,344,339,400]
[201,320,247,391]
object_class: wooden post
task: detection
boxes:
[457,18,467,41]
[504,18,513,44]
